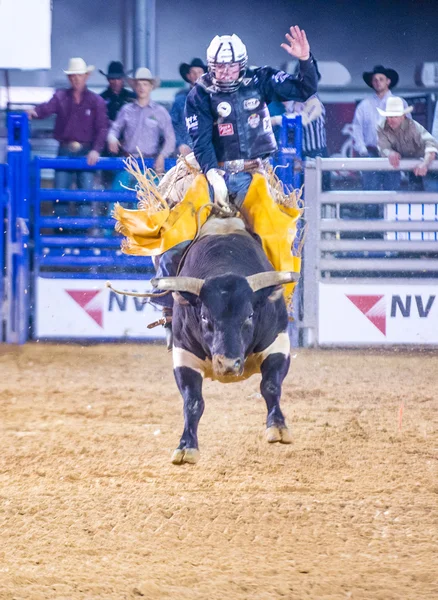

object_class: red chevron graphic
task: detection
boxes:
[66,290,103,328]
[346,294,386,336]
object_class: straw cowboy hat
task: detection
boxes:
[128,67,160,89]
[377,96,413,117]
[63,57,95,75]
[363,64,399,88]
[179,58,207,83]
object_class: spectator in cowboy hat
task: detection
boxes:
[377,96,438,191]
[108,67,175,182]
[170,58,207,156]
[100,61,135,122]
[351,64,410,198]
[99,61,136,189]
[27,57,108,190]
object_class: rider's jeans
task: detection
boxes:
[224,172,253,208]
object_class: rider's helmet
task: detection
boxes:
[207,34,248,92]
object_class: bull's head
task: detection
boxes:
[152,271,299,378]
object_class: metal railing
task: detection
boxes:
[301,157,438,346]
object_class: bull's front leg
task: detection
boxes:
[260,352,292,444]
[172,366,204,464]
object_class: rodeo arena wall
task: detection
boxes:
[0,0,438,346]
[1,105,438,347]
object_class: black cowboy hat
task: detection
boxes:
[99,61,126,79]
[179,58,207,83]
[363,65,399,89]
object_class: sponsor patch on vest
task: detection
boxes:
[243,98,260,110]
[273,71,289,84]
[263,116,272,132]
[217,101,232,117]
[242,78,252,86]
[248,113,260,128]
[186,115,198,130]
[218,123,234,136]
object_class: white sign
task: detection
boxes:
[36,278,166,340]
[0,0,51,69]
[319,283,438,345]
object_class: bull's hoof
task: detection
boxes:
[266,426,292,444]
[171,448,200,465]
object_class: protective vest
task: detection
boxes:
[206,74,277,162]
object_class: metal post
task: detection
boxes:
[277,114,302,190]
[133,0,156,71]
[146,0,157,75]
[133,0,147,70]
[6,113,31,344]
[301,160,320,347]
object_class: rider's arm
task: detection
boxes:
[33,90,62,119]
[185,85,219,174]
[260,59,318,104]
[171,92,191,150]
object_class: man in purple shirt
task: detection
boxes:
[28,57,109,189]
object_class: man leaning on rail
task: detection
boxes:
[27,57,108,191]
[377,96,438,192]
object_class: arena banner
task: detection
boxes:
[36,278,166,340]
[319,283,438,345]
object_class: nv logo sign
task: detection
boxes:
[347,295,386,335]
[66,290,104,328]
[346,294,436,337]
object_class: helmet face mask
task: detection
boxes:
[207,34,248,92]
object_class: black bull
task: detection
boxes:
[152,217,299,465]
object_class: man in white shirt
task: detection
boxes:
[352,65,407,193]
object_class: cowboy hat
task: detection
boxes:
[99,61,126,79]
[377,96,413,117]
[179,58,207,83]
[363,65,399,88]
[128,67,160,89]
[63,57,95,75]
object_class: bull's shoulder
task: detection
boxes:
[181,232,272,278]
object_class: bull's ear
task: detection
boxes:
[172,291,199,306]
[267,285,284,303]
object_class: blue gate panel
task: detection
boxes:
[0,164,7,341]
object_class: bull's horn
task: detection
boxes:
[246,271,300,292]
[151,276,204,296]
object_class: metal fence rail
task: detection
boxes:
[301,157,438,346]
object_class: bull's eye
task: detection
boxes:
[201,314,209,323]
[246,312,254,321]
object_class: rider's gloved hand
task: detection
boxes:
[206,168,231,212]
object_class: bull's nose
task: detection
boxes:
[213,355,243,376]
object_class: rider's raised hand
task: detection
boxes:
[281,26,310,61]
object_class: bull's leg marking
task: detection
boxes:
[172,366,205,464]
[260,352,291,444]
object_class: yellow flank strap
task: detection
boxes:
[113,175,211,256]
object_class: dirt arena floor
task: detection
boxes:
[0,343,437,600]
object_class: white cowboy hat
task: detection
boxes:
[128,67,160,89]
[63,57,95,75]
[377,96,413,117]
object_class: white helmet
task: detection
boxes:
[207,34,248,92]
